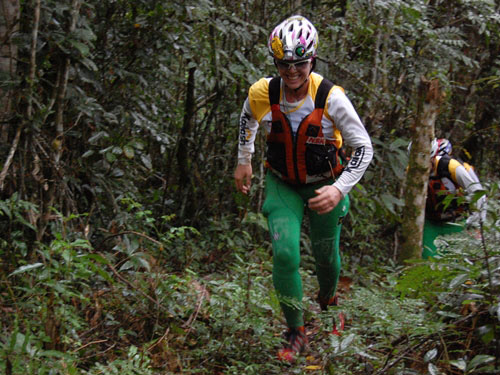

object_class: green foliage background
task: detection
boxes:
[1,0,499,373]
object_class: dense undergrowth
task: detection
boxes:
[2,1,500,373]
[1,183,499,375]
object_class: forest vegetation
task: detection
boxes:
[1,0,500,374]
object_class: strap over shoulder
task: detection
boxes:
[314,78,334,109]
[268,77,281,106]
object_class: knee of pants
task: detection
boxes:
[273,245,300,274]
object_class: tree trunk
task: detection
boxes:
[177,65,196,220]
[54,0,81,164]
[0,0,19,142]
[399,77,442,263]
[36,0,81,240]
[0,0,23,192]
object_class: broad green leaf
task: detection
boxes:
[112,146,123,155]
[69,40,90,57]
[380,193,403,214]
[0,201,11,218]
[84,253,109,264]
[478,325,494,344]
[40,350,75,360]
[141,154,152,170]
[119,260,134,271]
[81,57,98,71]
[229,63,245,75]
[428,363,440,375]
[449,273,468,288]
[9,263,44,276]
[105,151,116,163]
[424,348,438,362]
[82,150,94,158]
[449,359,466,371]
[131,253,151,271]
[111,168,124,177]
[123,145,135,159]
[340,334,355,350]
[466,355,495,372]
[88,131,109,144]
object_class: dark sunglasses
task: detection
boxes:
[276,59,311,70]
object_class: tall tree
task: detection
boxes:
[399,78,442,262]
[0,0,22,191]
[0,0,19,141]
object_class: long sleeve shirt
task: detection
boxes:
[237,72,373,197]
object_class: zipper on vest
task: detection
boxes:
[293,119,307,183]
[292,131,299,183]
[282,116,299,183]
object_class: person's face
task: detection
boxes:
[275,59,312,90]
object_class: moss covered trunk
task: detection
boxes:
[399,78,442,262]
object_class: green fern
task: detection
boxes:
[395,262,458,301]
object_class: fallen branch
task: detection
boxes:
[72,339,108,353]
[98,229,163,248]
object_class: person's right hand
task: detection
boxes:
[234,164,252,195]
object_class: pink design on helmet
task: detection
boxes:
[267,15,319,61]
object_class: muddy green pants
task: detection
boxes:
[422,219,465,259]
[262,172,349,328]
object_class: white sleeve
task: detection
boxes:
[456,165,488,226]
[455,165,482,194]
[327,88,373,197]
[237,97,260,165]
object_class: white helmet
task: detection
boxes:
[431,138,452,158]
[268,15,318,61]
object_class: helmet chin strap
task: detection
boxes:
[292,62,314,92]
[293,76,309,92]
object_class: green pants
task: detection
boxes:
[262,172,349,328]
[422,219,465,259]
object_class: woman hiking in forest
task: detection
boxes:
[422,138,487,258]
[233,15,373,361]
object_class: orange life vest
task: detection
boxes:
[265,76,344,185]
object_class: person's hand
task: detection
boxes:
[234,164,252,195]
[308,185,343,214]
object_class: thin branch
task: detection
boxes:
[147,327,170,352]
[54,0,81,163]
[375,338,430,375]
[98,230,163,248]
[71,339,108,353]
[479,219,500,370]
[182,288,207,332]
[0,126,21,191]
[27,0,41,119]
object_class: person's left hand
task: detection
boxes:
[308,185,343,214]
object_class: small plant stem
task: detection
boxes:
[479,221,499,370]
[439,333,451,372]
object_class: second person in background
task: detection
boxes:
[423,138,487,258]
[233,15,373,361]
